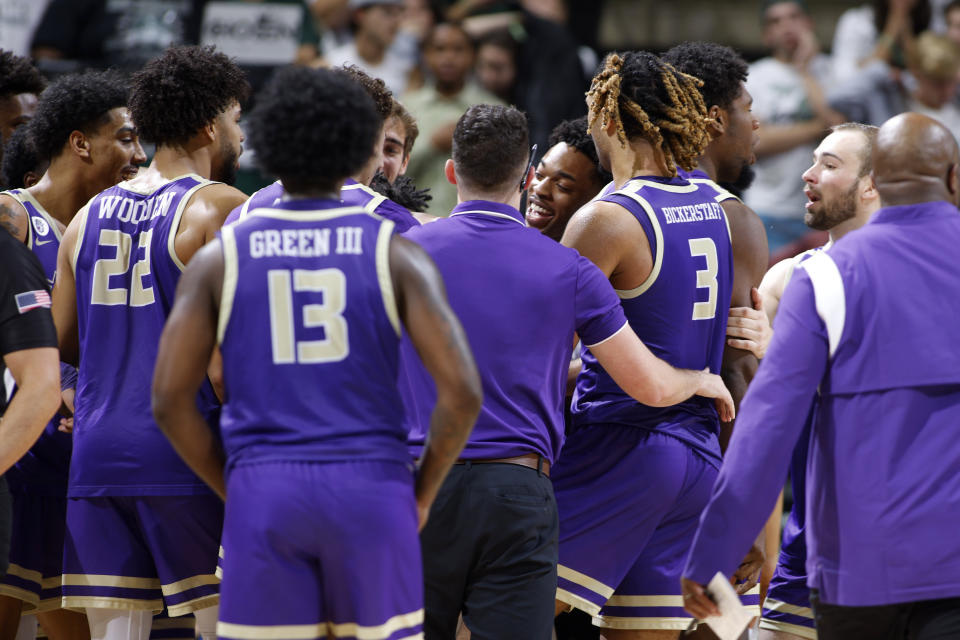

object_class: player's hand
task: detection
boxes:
[58,416,73,433]
[726,288,772,360]
[732,543,764,595]
[681,577,719,620]
[697,371,735,423]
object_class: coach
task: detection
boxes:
[681,112,960,639]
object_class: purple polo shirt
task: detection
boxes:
[403,200,627,464]
[683,201,960,607]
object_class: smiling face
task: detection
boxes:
[801,129,869,230]
[87,106,147,187]
[525,142,605,241]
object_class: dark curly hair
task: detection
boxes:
[2,125,46,189]
[0,50,46,100]
[129,46,249,146]
[28,70,130,162]
[453,104,529,191]
[587,51,710,176]
[662,42,748,112]
[246,66,380,192]
[333,65,394,122]
[548,116,612,185]
[370,171,432,211]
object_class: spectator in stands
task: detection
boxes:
[944,0,960,45]
[0,0,52,57]
[745,0,844,251]
[326,0,413,95]
[404,22,502,215]
[907,31,960,137]
[832,0,931,84]
[475,29,518,104]
[31,0,204,71]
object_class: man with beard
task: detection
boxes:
[0,70,146,640]
[725,123,880,640]
[683,112,960,638]
[50,45,249,640]
[525,116,612,242]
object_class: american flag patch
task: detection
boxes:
[15,290,51,314]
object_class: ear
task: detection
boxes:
[69,130,91,159]
[444,158,457,186]
[708,105,726,136]
[522,163,534,190]
[201,121,217,144]
[859,172,878,203]
[949,164,960,202]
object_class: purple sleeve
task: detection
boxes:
[573,255,628,347]
[374,199,419,233]
[682,271,829,585]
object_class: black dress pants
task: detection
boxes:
[420,461,558,640]
[811,590,960,640]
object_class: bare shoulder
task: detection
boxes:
[721,199,768,256]
[190,183,249,223]
[563,198,641,246]
[0,193,28,243]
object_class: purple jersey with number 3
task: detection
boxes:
[71,174,221,496]
[573,174,733,466]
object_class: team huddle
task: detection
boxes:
[1,27,960,640]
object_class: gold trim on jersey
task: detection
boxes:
[328,608,424,639]
[167,179,216,272]
[557,565,615,600]
[686,178,742,204]
[605,595,685,607]
[556,588,602,617]
[762,597,814,619]
[606,186,664,299]
[5,562,42,585]
[0,584,38,606]
[5,189,65,247]
[592,615,693,630]
[70,204,92,274]
[341,181,388,214]
[759,618,818,639]
[629,178,699,193]
[375,220,401,337]
[167,592,219,617]
[151,617,198,631]
[218,225,239,345]
[60,595,164,612]
[246,206,371,223]
[120,173,208,196]
[161,573,219,597]
[61,574,161,589]
[216,622,328,639]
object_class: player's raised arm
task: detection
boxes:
[152,241,227,499]
[389,234,482,530]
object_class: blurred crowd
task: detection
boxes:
[5,0,960,253]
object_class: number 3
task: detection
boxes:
[688,237,718,320]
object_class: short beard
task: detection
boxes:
[215,140,239,186]
[718,164,756,198]
[805,181,858,231]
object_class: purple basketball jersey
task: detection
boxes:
[217,198,408,468]
[71,174,221,496]
[573,175,734,466]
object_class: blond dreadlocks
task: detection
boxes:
[586,52,712,176]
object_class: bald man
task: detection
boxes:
[679,112,960,640]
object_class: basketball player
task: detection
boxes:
[550,51,757,638]
[1,126,47,190]
[228,66,420,232]
[0,51,45,142]
[0,69,147,640]
[683,112,960,639]
[525,116,612,241]
[50,46,249,640]
[151,65,482,640]
[402,103,734,640]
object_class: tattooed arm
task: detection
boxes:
[0,195,29,243]
[390,234,482,531]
